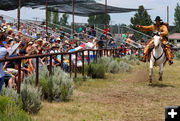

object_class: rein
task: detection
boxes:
[152,51,164,62]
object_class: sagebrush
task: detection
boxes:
[0,96,32,121]
[21,83,42,114]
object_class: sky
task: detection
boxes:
[0,0,179,26]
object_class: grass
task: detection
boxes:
[32,60,180,121]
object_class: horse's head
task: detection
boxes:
[153,35,162,49]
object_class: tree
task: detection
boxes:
[60,14,69,26]
[48,11,52,23]
[130,5,153,36]
[88,14,111,28]
[52,11,59,24]
[174,3,180,33]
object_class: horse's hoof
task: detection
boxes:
[159,77,162,81]
[149,82,152,86]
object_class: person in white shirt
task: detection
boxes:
[0,28,8,92]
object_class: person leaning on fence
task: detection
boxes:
[136,16,173,65]
[0,28,8,92]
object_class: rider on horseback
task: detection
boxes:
[136,16,173,65]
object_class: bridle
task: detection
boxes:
[152,51,164,62]
[152,35,164,62]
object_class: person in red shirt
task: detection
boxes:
[103,26,109,35]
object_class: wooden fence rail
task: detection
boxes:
[0,48,140,94]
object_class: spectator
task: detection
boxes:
[0,28,8,92]
[103,26,109,35]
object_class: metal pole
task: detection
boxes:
[17,0,21,31]
[82,51,84,76]
[72,0,75,41]
[105,0,107,30]
[46,0,48,35]
[96,50,98,63]
[75,52,77,78]
[49,55,52,76]
[88,50,90,65]
[36,58,39,87]
[17,60,21,94]
[105,0,108,48]
[69,54,72,77]
[61,54,63,69]
[167,6,169,23]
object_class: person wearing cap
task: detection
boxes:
[136,16,173,65]
[56,37,62,46]
[26,41,33,53]
[37,38,43,54]
[59,34,66,44]
[0,28,8,92]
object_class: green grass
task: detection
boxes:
[32,60,180,121]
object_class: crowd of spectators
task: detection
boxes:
[0,16,141,92]
[0,16,107,92]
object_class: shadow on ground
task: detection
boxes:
[149,83,175,88]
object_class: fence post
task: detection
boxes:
[17,60,21,94]
[69,53,72,77]
[82,51,84,76]
[61,54,63,69]
[118,49,120,57]
[96,50,98,63]
[75,52,77,78]
[93,50,95,62]
[49,55,52,76]
[138,48,141,59]
[36,57,39,87]
[106,49,108,56]
[124,47,126,56]
[100,50,102,57]
[88,50,90,65]
[113,49,115,57]
[110,49,112,57]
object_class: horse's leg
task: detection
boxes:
[149,60,153,85]
[159,64,163,81]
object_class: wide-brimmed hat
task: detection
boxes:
[43,41,48,44]
[65,40,69,44]
[28,42,33,45]
[8,43,20,55]
[37,38,43,42]
[56,38,61,41]
[51,44,56,48]
[154,16,162,21]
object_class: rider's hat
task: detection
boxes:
[154,16,162,21]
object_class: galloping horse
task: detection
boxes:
[149,34,167,85]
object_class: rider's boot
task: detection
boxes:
[169,60,173,65]
[141,55,146,62]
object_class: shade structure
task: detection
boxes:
[0,0,139,16]
[45,2,139,17]
[0,0,94,10]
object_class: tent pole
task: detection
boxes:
[72,0,75,42]
[17,0,21,31]
[46,0,48,35]
[167,6,169,23]
[105,0,107,48]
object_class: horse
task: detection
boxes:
[149,34,167,85]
